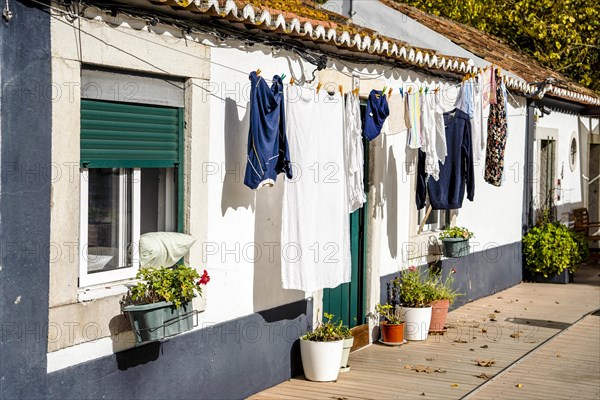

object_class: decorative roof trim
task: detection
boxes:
[123,1,600,105]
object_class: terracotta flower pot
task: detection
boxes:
[429,299,450,333]
[380,321,405,343]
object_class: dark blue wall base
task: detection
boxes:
[380,242,523,309]
[47,299,311,400]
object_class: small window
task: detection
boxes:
[80,167,178,287]
[417,198,447,233]
[569,135,577,172]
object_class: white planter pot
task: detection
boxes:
[339,337,354,372]
[299,338,343,382]
[400,306,432,341]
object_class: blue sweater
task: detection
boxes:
[244,72,292,189]
[417,108,474,210]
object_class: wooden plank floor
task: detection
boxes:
[467,311,600,400]
[250,265,600,400]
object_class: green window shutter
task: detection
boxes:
[81,99,181,168]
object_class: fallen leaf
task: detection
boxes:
[414,365,430,373]
[470,348,475,351]
[475,373,491,380]
[480,328,488,333]
[556,353,561,358]
[524,339,539,344]
[494,310,501,313]
[480,345,489,349]
[404,365,412,369]
[454,339,468,344]
[433,368,447,374]
[450,383,459,388]
[421,392,426,396]
[510,332,521,338]
[524,307,528,310]
[516,383,523,388]
[555,301,560,304]
[497,296,503,299]
[474,359,496,367]
[426,358,435,361]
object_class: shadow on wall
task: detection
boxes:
[222,98,254,215]
[385,141,399,259]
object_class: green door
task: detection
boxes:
[323,204,368,327]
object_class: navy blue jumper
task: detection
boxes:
[417,108,474,210]
[363,90,389,141]
[244,72,293,189]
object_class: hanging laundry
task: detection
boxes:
[483,66,497,106]
[363,89,390,141]
[472,72,486,161]
[345,92,366,212]
[406,91,422,149]
[434,90,448,165]
[484,74,508,187]
[281,86,351,293]
[421,92,440,180]
[416,108,474,210]
[387,91,408,135]
[455,78,474,118]
[244,72,292,190]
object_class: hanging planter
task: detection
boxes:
[123,301,196,343]
[439,226,474,258]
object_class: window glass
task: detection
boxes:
[87,168,132,273]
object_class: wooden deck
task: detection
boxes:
[250,265,600,400]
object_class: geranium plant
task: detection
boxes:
[439,226,474,240]
[128,265,210,308]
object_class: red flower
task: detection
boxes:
[451,268,457,274]
[198,270,210,285]
[408,266,417,272]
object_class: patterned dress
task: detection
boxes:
[484,74,508,186]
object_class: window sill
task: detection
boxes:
[77,281,135,303]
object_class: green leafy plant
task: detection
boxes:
[522,222,582,277]
[302,313,348,342]
[127,265,210,308]
[388,267,435,308]
[369,303,404,325]
[428,267,462,305]
[439,226,474,240]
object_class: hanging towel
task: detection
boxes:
[483,66,497,106]
[406,92,422,149]
[387,92,408,134]
[281,86,351,293]
[434,91,448,165]
[417,108,474,210]
[422,93,440,180]
[363,89,390,141]
[484,75,508,187]
[455,79,474,118]
[244,72,292,190]
[472,73,486,161]
[344,93,366,212]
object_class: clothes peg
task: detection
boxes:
[256,69,261,76]
[290,77,295,86]
[339,85,344,96]
[280,73,286,81]
[419,86,423,94]
[399,87,404,97]
[316,82,323,94]
[382,85,387,96]
[388,88,393,97]
[408,87,412,94]
[352,87,360,96]
[425,87,429,94]
[434,86,440,93]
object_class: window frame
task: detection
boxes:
[79,168,141,287]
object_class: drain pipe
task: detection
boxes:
[522,98,536,234]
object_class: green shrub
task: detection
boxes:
[522,222,582,277]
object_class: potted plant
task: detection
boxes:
[338,323,354,373]
[121,265,210,344]
[439,226,474,258]
[390,266,434,341]
[369,303,405,344]
[299,313,345,382]
[427,267,462,333]
[522,221,584,283]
